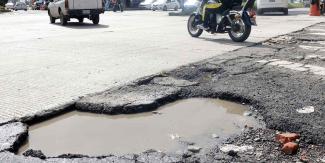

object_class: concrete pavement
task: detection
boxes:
[0,8,324,122]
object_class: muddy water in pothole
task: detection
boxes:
[18,98,263,156]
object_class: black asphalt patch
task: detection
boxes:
[0,23,325,162]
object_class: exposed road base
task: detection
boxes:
[1,23,325,162]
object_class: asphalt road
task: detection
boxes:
[0,8,325,122]
[1,22,325,162]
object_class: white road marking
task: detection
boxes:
[299,45,325,51]
[317,41,325,45]
[307,28,325,32]
[305,54,325,60]
[257,59,325,75]
[296,106,315,114]
[310,33,325,36]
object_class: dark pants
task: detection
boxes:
[203,5,226,27]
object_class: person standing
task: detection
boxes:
[105,0,110,11]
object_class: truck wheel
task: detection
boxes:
[257,9,263,15]
[283,8,288,15]
[92,14,100,25]
[60,11,67,26]
[48,10,55,24]
[78,17,84,23]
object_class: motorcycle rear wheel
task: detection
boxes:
[187,14,203,37]
[228,19,251,42]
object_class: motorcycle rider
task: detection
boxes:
[197,0,237,30]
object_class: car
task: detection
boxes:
[151,0,180,11]
[47,0,104,25]
[130,0,143,7]
[5,2,14,10]
[32,0,44,10]
[39,0,50,10]
[14,2,28,11]
[139,0,157,9]
[182,0,199,13]
[257,0,289,15]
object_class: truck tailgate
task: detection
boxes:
[70,0,103,9]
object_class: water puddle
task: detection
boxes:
[18,98,263,156]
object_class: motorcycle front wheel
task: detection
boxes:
[187,14,203,37]
[228,19,251,42]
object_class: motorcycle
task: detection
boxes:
[320,0,325,14]
[187,0,256,42]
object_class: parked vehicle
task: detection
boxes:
[14,2,28,11]
[183,0,199,13]
[151,0,180,11]
[48,0,104,25]
[130,0,143,7]
[5,2,14,10]
[33,0,44,10]
[187,0,256,42]
[41,0,50,10]
[139,0,157,9]
[256,0,288,15]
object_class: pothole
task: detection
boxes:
[17,98,263,157]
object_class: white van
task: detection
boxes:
[257,0,288,15]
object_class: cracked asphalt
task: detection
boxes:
[1,22,325,162]
[1,9,325,123]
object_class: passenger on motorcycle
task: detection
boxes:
[197,0,238,30]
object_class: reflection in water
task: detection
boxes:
[18,98,262,156]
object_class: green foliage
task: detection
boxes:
[288,3,305,8]
[242,0,257,10]
[0,2,11,13]
[0,0,8,7]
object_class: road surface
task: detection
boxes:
[0,8,324,122]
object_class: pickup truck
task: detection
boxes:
[48,0,104,25]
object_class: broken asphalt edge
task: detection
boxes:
[0,22,324,162]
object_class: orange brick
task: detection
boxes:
[282,142,299,155]
[276,133,300,144]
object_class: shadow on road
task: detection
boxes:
[198,37,255,46]
[53,22,109,29]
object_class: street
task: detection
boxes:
[1,9,325,122]
[0,7,325,162]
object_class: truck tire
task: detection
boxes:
[283,8,288,15]
[78,17,84,23]
[48,10,55,24]
[257,9,263,15]
[60,11,67,26]
[92,14,100,25]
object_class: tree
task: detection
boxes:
[0,0,9,6]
